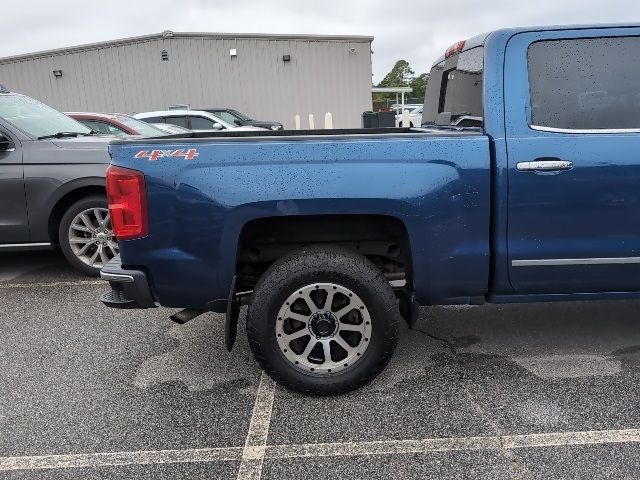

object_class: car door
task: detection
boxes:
[505,28,640,294]
[0,126,29,244]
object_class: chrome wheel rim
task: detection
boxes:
[68,208,118,268]
[276,283,372,375]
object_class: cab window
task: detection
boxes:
[423,47,484,126]
[528,36,640,130]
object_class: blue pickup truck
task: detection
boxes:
[101,25,640,394]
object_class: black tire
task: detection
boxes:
[58,195,116,276]
[246,245,400,395]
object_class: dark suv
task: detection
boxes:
[197,108,283,130]
[0,88,115,275]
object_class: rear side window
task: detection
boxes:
[164,116,189,128]
[528,37,640,130]
[423,47,484,126]
[190,116,220,130]
[438,47,483,119]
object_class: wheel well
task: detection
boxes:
[236,214,413,291]
[48,186,106,245]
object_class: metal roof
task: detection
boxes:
[0,31,374,64]
[372,87,412,94]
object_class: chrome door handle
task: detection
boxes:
[516,160,573,172]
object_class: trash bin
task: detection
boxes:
[362,111,378,129]
[377,111,397,128]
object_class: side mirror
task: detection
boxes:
[212,122,224,130]
[0,134,13,152]
[234,119,242,126]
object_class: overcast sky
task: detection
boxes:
[1,0,639,82]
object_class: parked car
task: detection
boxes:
[151,123,193,135]
[133,110,266,132]
[197,108,283,130]
[67,112,168,138]
[395,106,423,127]
[100,24,639,394]
[0,90,115,275]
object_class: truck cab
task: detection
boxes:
[422,26,640,298]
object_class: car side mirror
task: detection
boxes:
[0,134,14,152]
[234,119,242,126]
[212,122,224,130]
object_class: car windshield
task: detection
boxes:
[114,115,168,136]
[0,94,91,138]
[228,109,252,121]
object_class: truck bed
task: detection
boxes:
[109,127,490,308]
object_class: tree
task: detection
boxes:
[374,60,428,110]
[377,60,415,88]
[410,73,429,99]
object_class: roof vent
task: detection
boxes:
[161,50,169,61]
[162,30,174,38]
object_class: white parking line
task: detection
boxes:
[236,372,277,480]
[265,428,640,459]
[0,447,242,471]
[0,280,103,289]
[503,429,640,449]
[264,435,500,459]
[1,428,639,473]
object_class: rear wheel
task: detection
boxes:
[58,195,118,276]
[246,246,400,395]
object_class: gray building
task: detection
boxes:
[0,31,373,129]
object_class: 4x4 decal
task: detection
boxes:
[134,149,199,161]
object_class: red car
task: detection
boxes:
[66,112,168,138]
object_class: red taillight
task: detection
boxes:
[105,165,148,240]
[445,40,465,59]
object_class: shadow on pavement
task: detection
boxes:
[0,250,83,283]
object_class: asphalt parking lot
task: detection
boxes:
[1,251,639,479]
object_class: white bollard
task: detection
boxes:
[295,115,301,130]
[324,112,333,129]
[308,114,315,130]
[402,109,411,128]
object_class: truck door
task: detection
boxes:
[504,28,640,294]
[0,126,29,243]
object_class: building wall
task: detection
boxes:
[0,34,373,128]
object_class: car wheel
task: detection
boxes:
[58,195,118,276]
[246,245,400,395]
